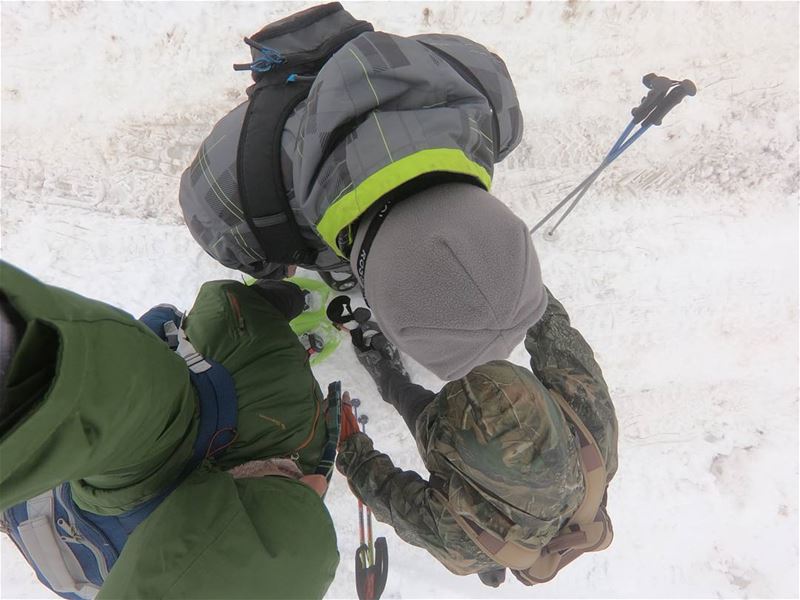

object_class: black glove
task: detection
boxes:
[352,321,409,398]
[250,279,305,321]
[478,568,506,588]
[326,294,411,398]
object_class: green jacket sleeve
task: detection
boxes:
[524,289,619,480]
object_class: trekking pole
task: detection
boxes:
[530,74,696,237]
[351,402,389,600]
[358,414,375,567]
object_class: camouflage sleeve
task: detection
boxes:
[337,433,508,576]
[378,369,436,434]
[524,289,619,480]
[336,433,444,549]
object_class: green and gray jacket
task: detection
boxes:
[0,262,338,599]
[336,292,618,580]
[180,18,523,278]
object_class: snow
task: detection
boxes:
[1,1,798,598]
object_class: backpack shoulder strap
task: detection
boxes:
[512,390,613,584]
[548,391,609,526]
[238,78,317,266]
[235,3,374,266]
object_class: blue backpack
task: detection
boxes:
[0,305,238,600]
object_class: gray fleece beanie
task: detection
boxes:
[350,182,547,381]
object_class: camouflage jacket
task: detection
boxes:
[336,291,618,578]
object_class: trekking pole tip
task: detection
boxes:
[543,228,560,242]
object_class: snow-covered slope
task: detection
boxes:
[1,2,797,598]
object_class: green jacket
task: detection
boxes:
[0,262,338,599]
[337,291,618,579]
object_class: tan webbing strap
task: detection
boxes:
[550,391,608,526]
[517,506,613,584]
[428,477,540,569]
[513,391,613,584]
[430,485,542,570]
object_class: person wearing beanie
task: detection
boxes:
[0,261,339,599]
[337,289,619,587]
[350,182,547,380]
[179,4,540,377]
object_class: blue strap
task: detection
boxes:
[137,306,238,463]
[188,360,238,461]
[82,360,238,550]
[138,305,182,345]
[232,37,286,73]
[80,310,240,547]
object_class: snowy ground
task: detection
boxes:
[1,1,798,598]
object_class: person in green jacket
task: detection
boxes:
[336,290,619,587]
[0,261,339,599]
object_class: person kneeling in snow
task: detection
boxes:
[336,290,619,587]
[0,261,339,599]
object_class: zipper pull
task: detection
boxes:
[57,518,82,541]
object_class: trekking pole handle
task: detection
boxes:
[642,73,676,91]
[631,73,673,124]
[632,73,696,124]
[642,80,696,127]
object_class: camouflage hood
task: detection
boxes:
[416,360,585,548]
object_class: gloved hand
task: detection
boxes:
[339,391,360,447]
[478,568,506,588]
[351,321,409,397]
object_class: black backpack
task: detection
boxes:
[234,3,373,266]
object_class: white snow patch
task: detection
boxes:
[2,2,797,598]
